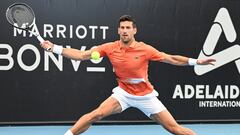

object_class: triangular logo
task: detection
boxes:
[194,7,240,75]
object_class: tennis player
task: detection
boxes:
[41,15,215,135]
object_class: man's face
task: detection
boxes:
[118,21,137,44]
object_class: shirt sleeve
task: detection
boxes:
[146,45,165,62]
[91,42,113,57]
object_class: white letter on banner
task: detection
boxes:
[44,50,63,71]
[0,44,14,70]
[66,45,86,71]
[89,26,98,39]
[230,85,239,99]
[17,44,40,71]
[184,85,194,99]
[100,26,109,39]
[56,24,67,38]
[44,24,54,38]
[76,25,87,39]
[172,85,184,99]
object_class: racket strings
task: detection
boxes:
[6,5,34,28]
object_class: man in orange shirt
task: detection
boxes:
[41,15,215,135]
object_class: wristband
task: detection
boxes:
[188,58,198,66]
[52,44,63,55]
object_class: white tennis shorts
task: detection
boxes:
[111,86,166,117]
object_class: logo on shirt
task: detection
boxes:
[134,56,139,60]
[194,7,240,75]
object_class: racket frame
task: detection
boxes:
[6,3,45,43]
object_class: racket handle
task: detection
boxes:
[36,35,44,43]
[37,35,51,51]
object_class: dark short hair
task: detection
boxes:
[118,15,137,28]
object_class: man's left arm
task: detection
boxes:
[161,53,216,66]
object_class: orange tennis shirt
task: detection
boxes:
[95,40,165,96]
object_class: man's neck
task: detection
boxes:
[120,38,135,47]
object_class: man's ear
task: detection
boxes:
[134,27,137,34]
[118,27,120,34]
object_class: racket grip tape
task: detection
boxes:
[36,35,45,43]
[37,35,51,51]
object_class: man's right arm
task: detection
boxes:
[41,40,92,61]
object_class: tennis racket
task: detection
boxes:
[6,3,50,50]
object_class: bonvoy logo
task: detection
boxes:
[194,7,240,75]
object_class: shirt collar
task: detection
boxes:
[118,40,137,49]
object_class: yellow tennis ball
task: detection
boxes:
[91,51,100,60]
